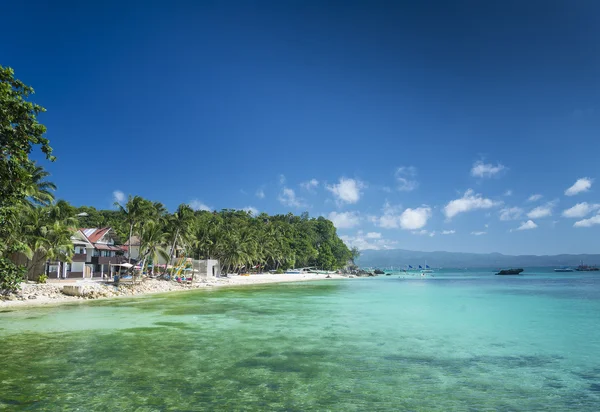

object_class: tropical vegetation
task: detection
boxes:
[0,65,353,292]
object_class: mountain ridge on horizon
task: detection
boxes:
[356,248,600,268]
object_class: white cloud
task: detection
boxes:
[565,177,593,196]
[443,189,501,219]
[395,166,418,191]
[255,189,265,199]
[113,190,125,204]
[243,206,259,216]
[327,178,366,205]
[366,232,381,239]
[527,194,543,202]
[300,179,319,191]
[515,220,538,231]
[527,201,556,219]
[471,160,506,178]
[574,214,600,228]
[562,202,600,218]
[499,206,523,221]
[340,233,398,251]
[189,199,211,211]
[504,190,513,196]
[399,207,432,230]
[328,211,360,229]
[372,202,431,230]
[278,187,306,208]
[441,230,456,235]
[471,231,487,236]
[279,174,286,185]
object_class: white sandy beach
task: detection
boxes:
[0,273,349,309]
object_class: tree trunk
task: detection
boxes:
[164,228,179,276]
[127,223,134,264]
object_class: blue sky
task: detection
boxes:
[3,1,600,255]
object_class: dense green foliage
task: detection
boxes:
[72,200,353,273]
[0,66,55,254]
[0,257,24,293]
[0,66,351,288]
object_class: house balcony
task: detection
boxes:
[72,253,87,262]
[91,256,118,265]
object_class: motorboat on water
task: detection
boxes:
[575,263,599,272]
[496,268,524,275]
[554,267,574,272]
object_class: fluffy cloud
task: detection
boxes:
[278,187,306,208]
[189,199,211,211]
[504,190,513,196]
[527,201,556,219]
[527,194,543,202]
[113,190,125,204]
[328,211,360,229]
[441,230,456,235]
[372,202,431,230]
[366,232,381,239]
[515,220,538,231]
[327,178,366,205]
[471,231,487,236]
[565,177,593,196]
[499,206,523,221]
[443,189,500,219]
[279,174,286,185]
[255,189,265,199]
[562,202,600,218]
[243,206,259,216]
[395,166,418,191]
[574,214,600,228]
[300,179,319,191]
[470,160,506,178]
[399,207,432,230]
[340,233,397,251]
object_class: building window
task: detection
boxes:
[93,249,100,257]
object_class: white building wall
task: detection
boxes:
[192,259,221,278]
[128,245,141,261]
[71,262,85,272]
[86,247,95,263]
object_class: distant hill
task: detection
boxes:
[356,249,600,268]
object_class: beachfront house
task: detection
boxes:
[122,235,185,265]
[47,227,125,279]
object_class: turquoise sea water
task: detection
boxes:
[1,268,599,410]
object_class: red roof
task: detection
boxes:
[80,228,112,243]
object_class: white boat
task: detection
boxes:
[285,269,302,274]
[285,267,314,274]
[554,267,574,272]
[419,264,434,273]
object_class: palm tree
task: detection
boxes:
[18,206,74,281]
[115,195,152,264]
[137,221,169,277]
[24,163,56,206]
[163,204,195,274]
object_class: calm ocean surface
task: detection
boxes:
[1,268,599,410]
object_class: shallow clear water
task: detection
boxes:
[1,268,600,410]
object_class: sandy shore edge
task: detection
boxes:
[1,273,351,309]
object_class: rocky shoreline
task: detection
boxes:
[0,273,354,308]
